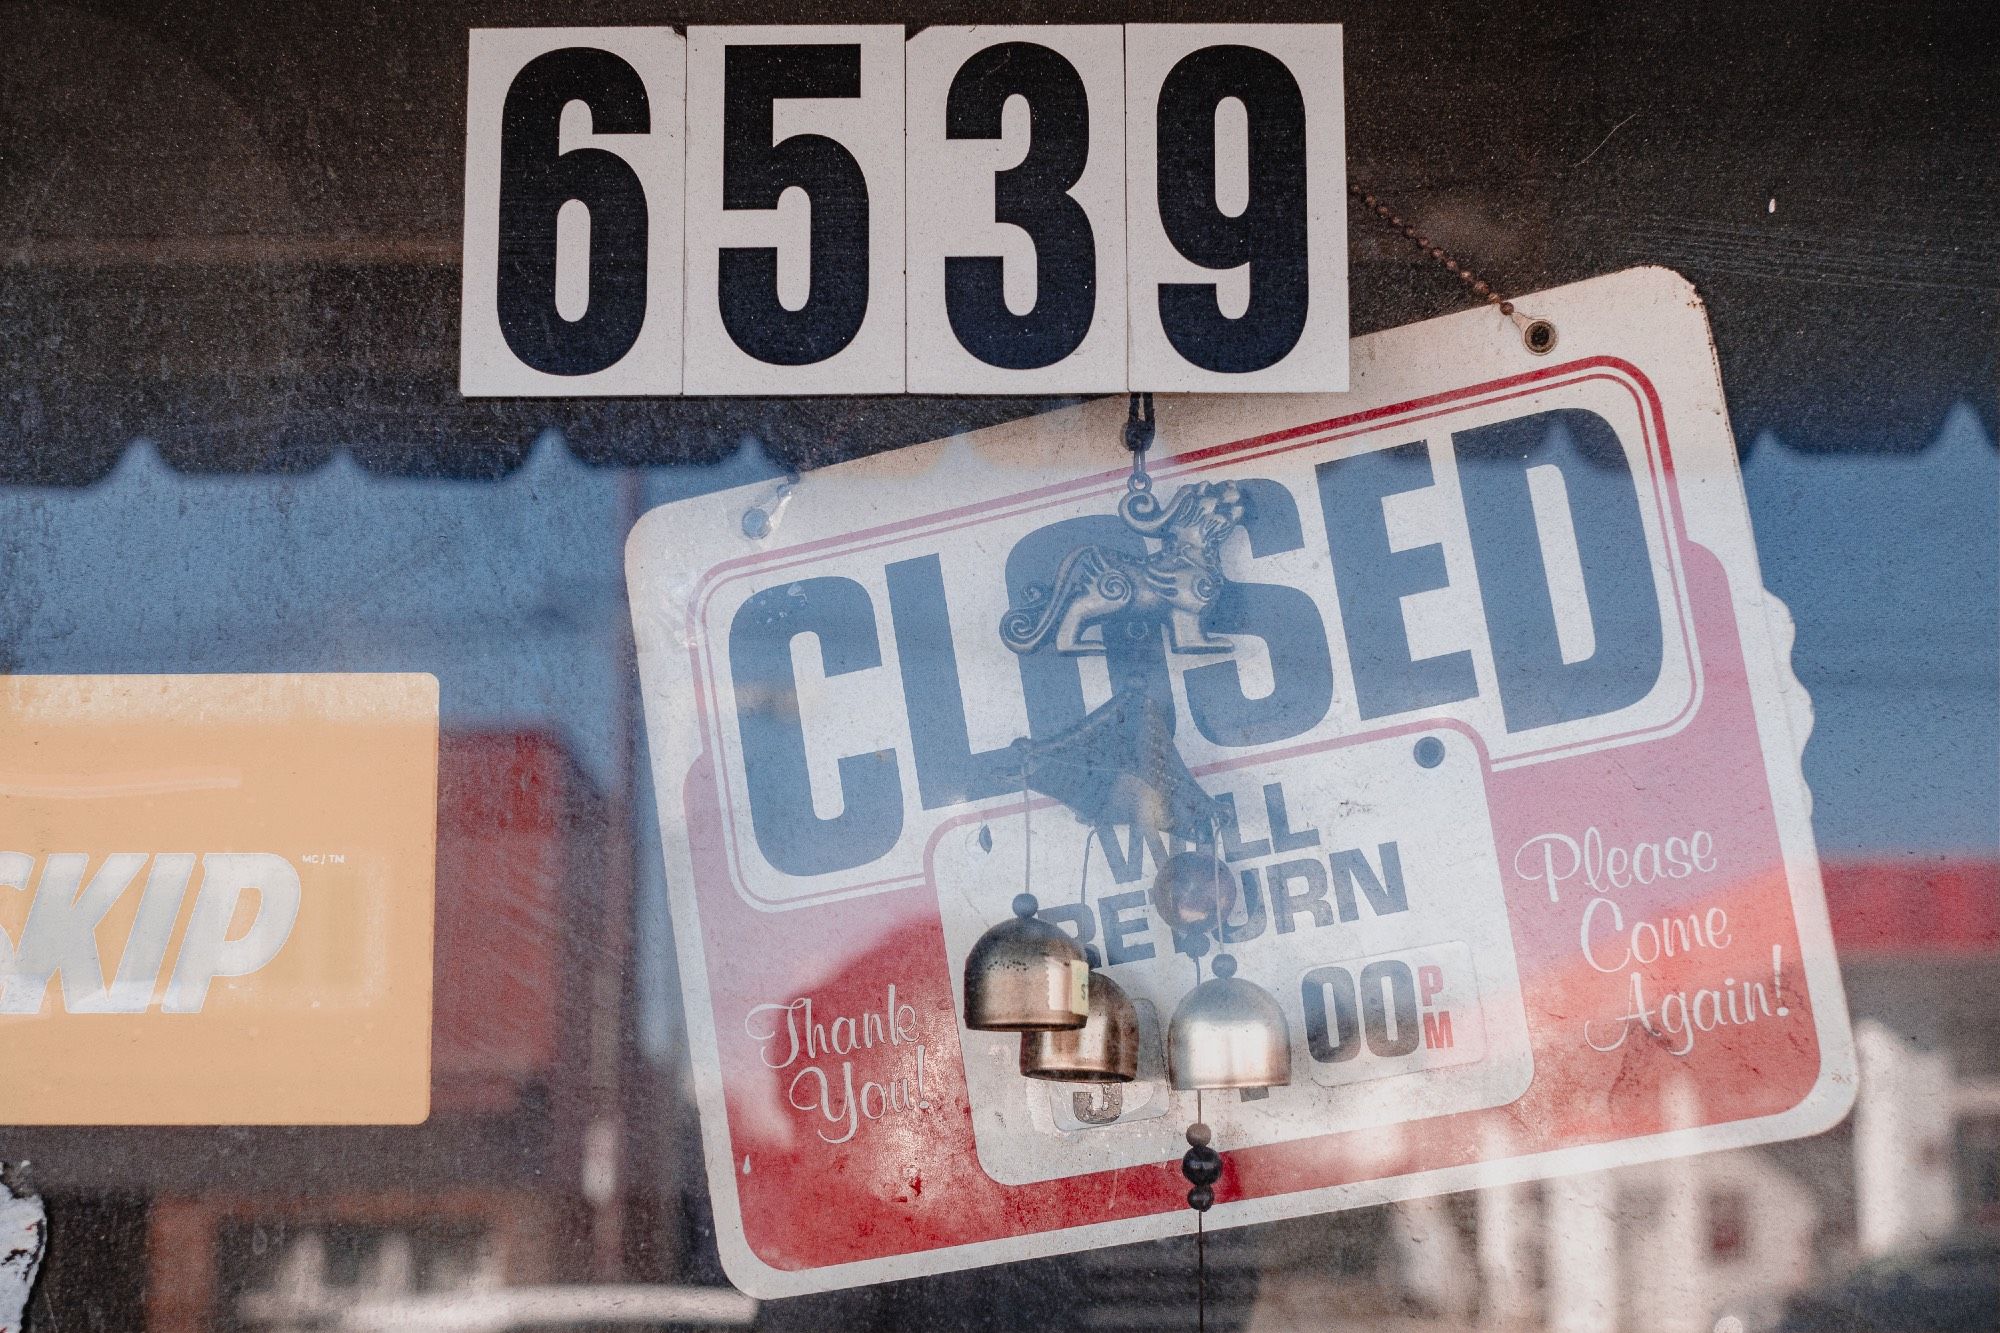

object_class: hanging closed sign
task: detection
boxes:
[460,24,1348,395]
[625,267,1855,1295]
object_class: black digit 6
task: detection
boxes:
[496,48,651,376]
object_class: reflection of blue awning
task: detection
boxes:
[6,372,1990,488]
[1742,404,1999,853]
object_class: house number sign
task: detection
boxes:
[461,25,1347,396]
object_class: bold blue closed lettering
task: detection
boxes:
[1455,409,1664,731]
[1184,479,1334,746]
[728,578,902,876]
[885,554,1017,809]
[1317,442,1479,720]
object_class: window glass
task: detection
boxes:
[2,4,1994,1331]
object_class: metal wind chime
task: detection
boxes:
[960,393,1295,1324]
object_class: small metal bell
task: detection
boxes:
[964,893,1090,1032]
[1150,851,1237,932]
[1020,947,1140,1082]
[1168,953,1292,1090]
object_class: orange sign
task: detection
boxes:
[0,674,438,1124]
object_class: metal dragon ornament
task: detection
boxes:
[999,398,1247,660]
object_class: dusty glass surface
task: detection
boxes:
[1,2,1995,1331]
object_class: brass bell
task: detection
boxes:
[1151,851,1237,932]
[1168,953,1292,1090]
[964,893,1091,1032]
[1020,947,1140,1083]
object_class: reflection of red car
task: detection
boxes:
[1774,1231,2000,1332]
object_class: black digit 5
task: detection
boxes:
[496,48,651,376]
[943,42,1096,370]
[718,45,870,366]
[1154,45,1309,373]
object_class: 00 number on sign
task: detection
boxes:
[460,24,1347,396]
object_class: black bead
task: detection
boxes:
[1187,1184,1214,1212]
[1181,1144,1221,1187]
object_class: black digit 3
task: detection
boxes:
[718,44,870,366]
[496,48,652,376]
[943,42,1096,370]
[1154,45,1309,374]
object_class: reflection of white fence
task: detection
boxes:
[1245,1083,1828,1333]
[1856,1019,1958,1256]
[235,1227,754,1333]
[1350,1019,1979,1333]
[225,1015,1984,1333]
[339,1288,758,1332]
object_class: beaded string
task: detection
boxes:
[1179,944,1222,1333]
[1348,180,1555,352]
[1195,1089,1207,1333]
[1349,180,1515,314]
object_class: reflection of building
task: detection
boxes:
[1229,857,2000,1333]
[24,730,701,1330]
[1829,859,2000,1249]
[20,813,1996,1330]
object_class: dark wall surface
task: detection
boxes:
[2,0,1994,483]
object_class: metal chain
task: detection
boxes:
[1021,749,1032,894]
[1348,180,1516,317]
[1124,392,1155,494]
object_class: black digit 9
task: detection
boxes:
[496,48,651,376]
[943,42,1096,370]
[1154,45,1309,374]
[718,45,870,366]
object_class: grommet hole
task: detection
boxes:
[1523,319,1557,355]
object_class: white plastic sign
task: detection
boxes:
[627,268,1854,1296]
[461,24,1349,395]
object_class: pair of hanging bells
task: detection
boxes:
[963,894,1140,1083]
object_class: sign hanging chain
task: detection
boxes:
[1347,181,1557,355]
[1125,391,1156,493]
